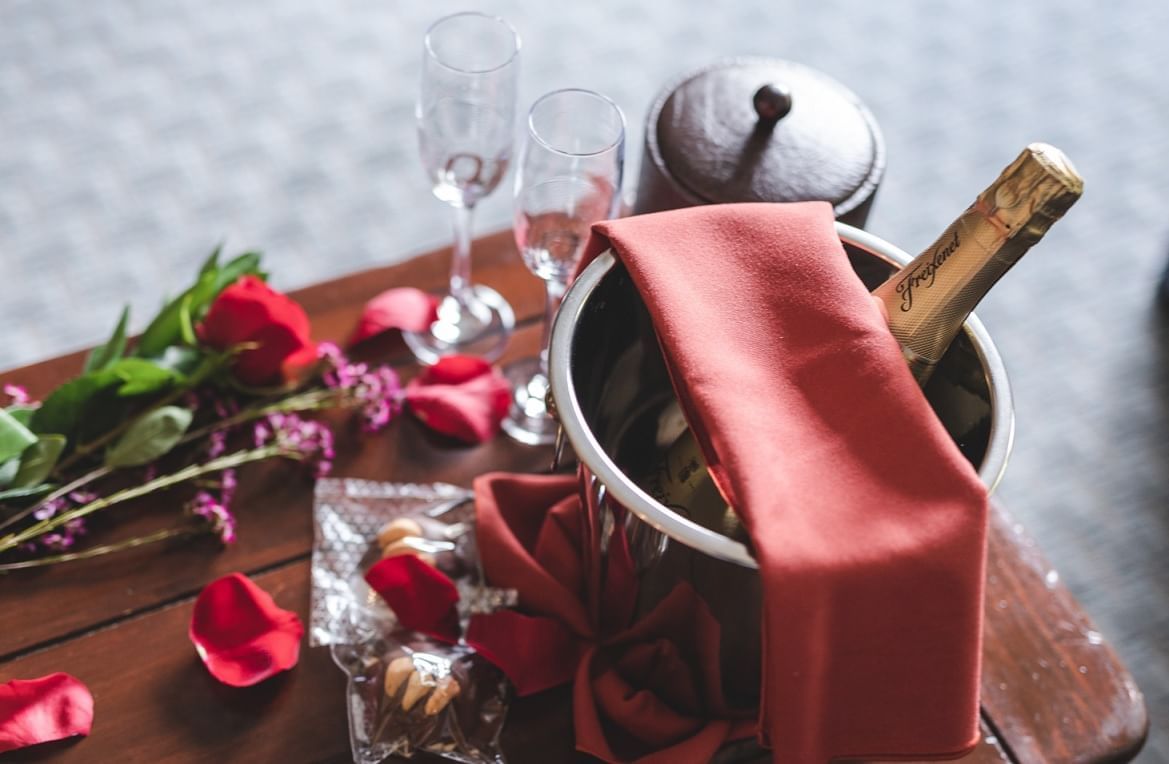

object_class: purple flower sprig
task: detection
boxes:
[3,384,31,406]
[186,469,238,545]
[318,342,403,433]
[0,344,400,570]
[0,430,331,565]
[21,491,97,553]
[172,344,402,455]
[253,412,335,478]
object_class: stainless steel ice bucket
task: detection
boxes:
[547,222,1013,710]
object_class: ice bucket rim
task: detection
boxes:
[549,221,1014,569]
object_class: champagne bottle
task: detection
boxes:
[643,143,1084,534]
[873,142,1083,384]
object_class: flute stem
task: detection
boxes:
[448,204,475,305]
[538,279,567,382]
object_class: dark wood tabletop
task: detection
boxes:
[0,233,1149,763]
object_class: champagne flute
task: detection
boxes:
[503,88,625,445]
[404,12,520,364]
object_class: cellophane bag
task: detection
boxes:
[312,478,516,764]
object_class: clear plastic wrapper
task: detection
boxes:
[331,634,508,764]
[312,478,515,764]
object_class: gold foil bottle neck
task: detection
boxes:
[976,142,1083,255]
[872,143,1083,384]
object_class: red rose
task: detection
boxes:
[198,276,317,385]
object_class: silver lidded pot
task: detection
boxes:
[547,223,1013,709]
[635,58,886,227]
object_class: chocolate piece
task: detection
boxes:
[400,670,431,712]
[377,517,424,549]
[384,655,414,698]
[423,675,461,716]
[380,538,436,567]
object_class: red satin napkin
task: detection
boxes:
[470,473,755,762]
[577,202,989,762]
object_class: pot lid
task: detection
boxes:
[650,58,885,217]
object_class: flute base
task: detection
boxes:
[402,284,515,365]
[501,357,559,446]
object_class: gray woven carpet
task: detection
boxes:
[2,0,1167,760]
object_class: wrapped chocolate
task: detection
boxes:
[312,478,515,763]
[331,634,508,763]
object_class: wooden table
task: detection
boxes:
[0,233,1148,763]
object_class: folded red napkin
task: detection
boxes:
[469,473,756,762]
[577,202,989,762]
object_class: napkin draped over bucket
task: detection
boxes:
[580,202,989,762]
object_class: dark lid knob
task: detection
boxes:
[753,83,792,124]
[648,58,885,218]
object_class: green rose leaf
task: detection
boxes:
[110,358,183,398]
[178,293,198,346]
[212,252,265,294]
[136,249,263,357]
[0,408,38,463]
[198,243,223,277]
[32,358,189,443]
[84,305,131,373]
[0,457,18,488]
[105,405,193,467]
[12,434,67,488]
[5,405,37,428]
[153,345,207,376]
[0,483,58,502]
[136,270,217,358]
[30,370,121,437]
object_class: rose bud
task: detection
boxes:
[198,275,317,386]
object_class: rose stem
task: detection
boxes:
[0,465,114,536]
[0,526,196,572]
[0,445,287,554]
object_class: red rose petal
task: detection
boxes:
[364,554,461,642]
[349,288,440,345]
[0,673,94,753]
[404,355,510,444]
[189,573,304,687]
[416,354,492,385]
[280,341,322,383]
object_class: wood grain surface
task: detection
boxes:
[0,233,1147,763]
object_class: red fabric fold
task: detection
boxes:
[574,584,756,764]
[472,471,750,762]
[472,473,595,638]
[465,609,582,696]
[579,202,989,762]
